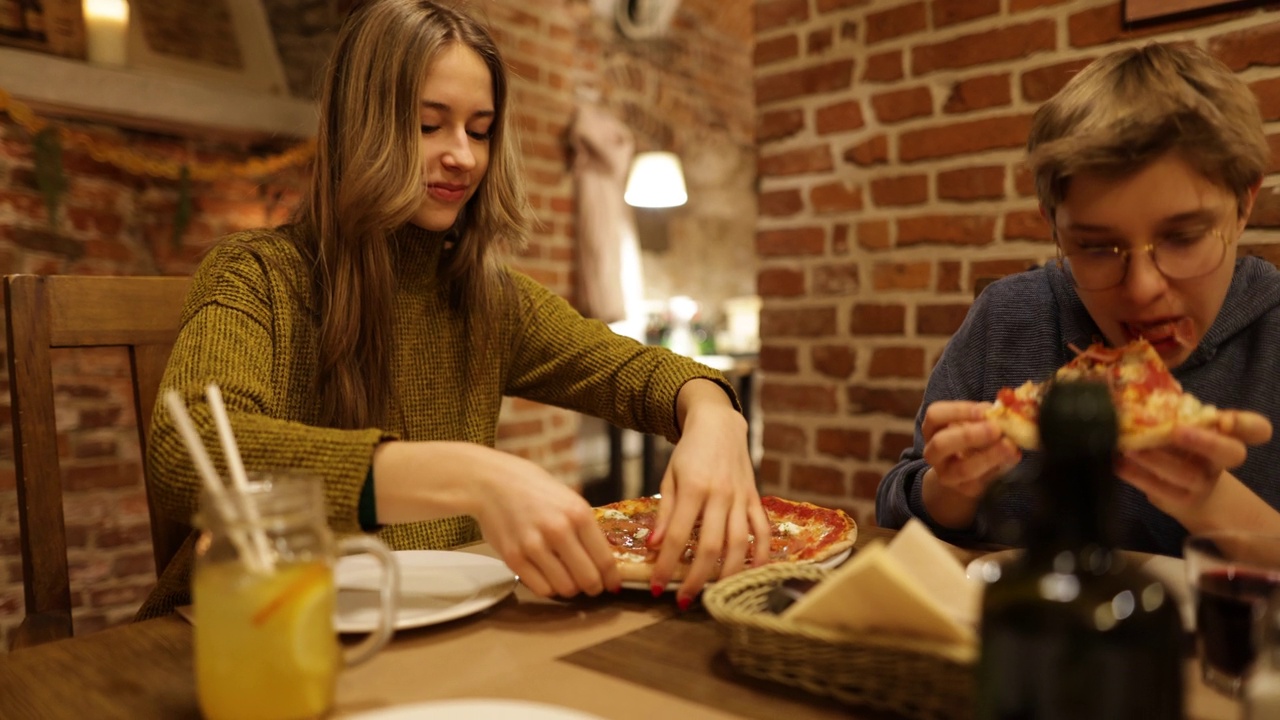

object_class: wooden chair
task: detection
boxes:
[5,274,192,648]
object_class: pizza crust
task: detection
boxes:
[986,405,1041,450]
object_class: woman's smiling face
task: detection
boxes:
[411,43,494,232]
[1053,151,1256,369]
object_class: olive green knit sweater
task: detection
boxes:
[137,223,733,618]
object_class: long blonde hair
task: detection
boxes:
[1028,43,1268,223]
[294,0,531,429]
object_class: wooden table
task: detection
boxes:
[0,529,1243,719]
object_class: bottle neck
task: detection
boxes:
[1025,454,1115,559]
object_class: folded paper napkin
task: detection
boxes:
[784,519,980,646]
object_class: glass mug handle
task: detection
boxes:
[336,535,400,666]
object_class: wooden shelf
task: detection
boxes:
[1,47,315,140]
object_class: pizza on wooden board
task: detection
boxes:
[593,495,857,584]
[986,339,1219,452]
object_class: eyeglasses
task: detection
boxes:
[1056,227,1231,291]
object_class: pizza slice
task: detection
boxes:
[593,495,857,584]
[986,339,1218,451]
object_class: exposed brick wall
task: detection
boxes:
[753,0,1280,525]
[0,0,756,648]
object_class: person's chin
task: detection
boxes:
[409,212,458,232]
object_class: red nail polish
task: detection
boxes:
[651,583,664,598]
[677,595,693,612]
[609,583,622,594]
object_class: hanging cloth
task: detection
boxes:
[568,103,636,324]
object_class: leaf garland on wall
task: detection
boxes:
[33,127,67,228]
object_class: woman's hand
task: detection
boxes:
[919,401,1021,528]
[647,380,770,608]
[1116,410,1273,523]
[373,441,620,598]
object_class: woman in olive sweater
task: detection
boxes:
[139,0,767,617]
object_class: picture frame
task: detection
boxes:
[0,0,86,59]
[1124,0,1266,25]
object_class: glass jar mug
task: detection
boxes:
[193,474,399,720]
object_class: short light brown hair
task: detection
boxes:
[1028,43,1268,223]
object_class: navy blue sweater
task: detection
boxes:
[876,257,1280,556]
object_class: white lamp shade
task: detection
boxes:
[624,151,688,208]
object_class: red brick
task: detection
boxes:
[932,0,1000,27]
[497,419,544,440]
[878,431,916,462]
[813,262,860,295]
[757,109,805,143]
[938,165,1005,201]
[756,60,855,105]
[816,428,872,460]
[759,145,834,177]
[1270,133,1280,175]
[917,304,972,335]
[857,220,891,250]
[817,0,872,11]
[871,174,929,207]
[872,86,934,124]
[762,383,839,414]
[1252,78,1280,121]
[808,28,834,55]
[1021,58,1095,103]
[755,34,800,66]
[869,347,925,379]
[846,386,925,418]
[972,259,1039,284]
[1072,5,1249,49]
[898,215,996,246]
[790,463,847,496]
[1241,244,1280,268]
[759,345,800,373]
[843,134,889,166]
[1004,209,1053,242]
[938,261,963,293]
[763,422,808,453]
[899,114,1033,162]
[866,2,927,45]
[944,73,1011,115]
[873,261,931,291]
[759,458,782,488]
[815,100,865,135]
[1250,185,1280,228]
[850,303,906,335]
[758,267,806,297]
[913,21,1056,75]
[853,470,883,500]
[1210,22,1280,72]
[810,182,864,213]
[812,345,857,378]
[760,306,838,337]
[1014,164,1037,197]
[88,584,151,609]
[759,189,804,217]
[1010,0,1071,9]
[63,462,141,492]
[757,227,826,256]
[756,0,810,30]
[96,523,153,548]
[864,50,904,83]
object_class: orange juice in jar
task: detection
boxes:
[193,475,398,720]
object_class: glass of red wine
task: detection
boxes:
[1185,532,1280,697]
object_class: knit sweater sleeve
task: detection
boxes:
[146,236,388,534]
[501,271,738,442]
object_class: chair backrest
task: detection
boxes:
[5,274,191,647]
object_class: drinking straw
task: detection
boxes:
[163,390,271,574]
[205,383,275,572]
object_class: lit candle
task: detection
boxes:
[82,0,129,67]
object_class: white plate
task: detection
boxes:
[619,546,854,592]
[345,699,605,720]
[335,550,517,633]
[965,548,1193,630]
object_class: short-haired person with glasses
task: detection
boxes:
[876,43,1280,555]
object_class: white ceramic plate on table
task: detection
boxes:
[345,699,606,720]
[620,546,853,592]
[335,550,517,633]
[965,548,1193,630]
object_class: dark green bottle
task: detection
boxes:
[976,381,1184,719]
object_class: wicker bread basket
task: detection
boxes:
[702,562,977,720]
